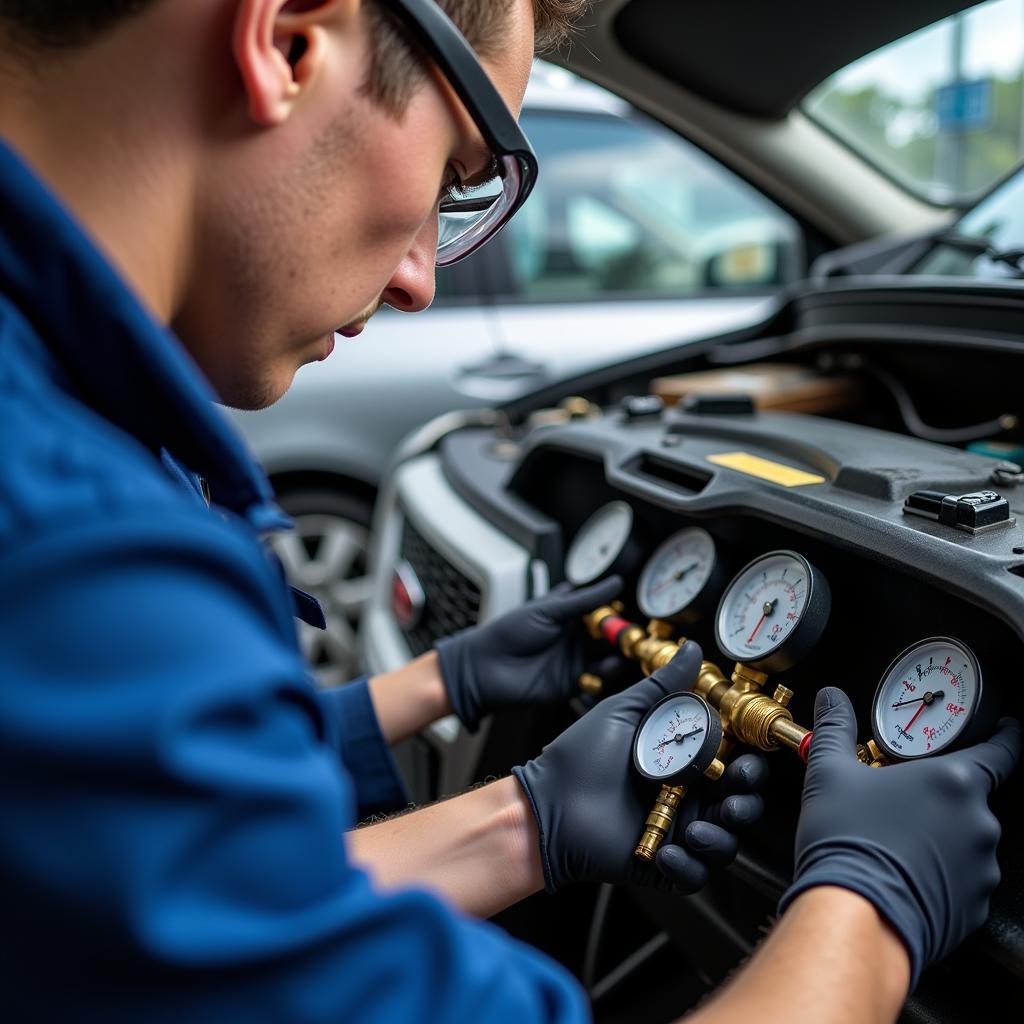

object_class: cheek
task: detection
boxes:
[345,99,449,258]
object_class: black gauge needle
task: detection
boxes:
[653,726,704,750]
[651,564,701,595]
[891,690,945,710]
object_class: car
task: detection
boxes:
[360,1,1024,1020]
[231,60,805,684]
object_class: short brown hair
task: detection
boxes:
[0,1,155,47]
[364,1,591,114]
[0,1,591,111]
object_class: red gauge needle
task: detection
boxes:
[903,695,936,734]
[746,614,767,645]
[746,599,778,645]
[905,704,929,737]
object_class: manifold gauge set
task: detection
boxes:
[567,501,1001,859]
[566,501,998,764]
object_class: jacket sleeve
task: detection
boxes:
[318,677,410,817]
[0,508,589,1024]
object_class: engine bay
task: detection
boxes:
[375,281,1024,1021]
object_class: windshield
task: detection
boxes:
[804,0,1024,206]
[911,161,1024,278]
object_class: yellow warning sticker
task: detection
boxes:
[706,452,826,488]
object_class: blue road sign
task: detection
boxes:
[936,78,993,132]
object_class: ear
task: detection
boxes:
[233,0,361,126]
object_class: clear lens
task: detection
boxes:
[436,154,523,267]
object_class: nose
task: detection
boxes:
[381,216,438,313]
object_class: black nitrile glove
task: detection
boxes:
[436,576,622,732]
[779,687,1021,992]
[512,642,767,892]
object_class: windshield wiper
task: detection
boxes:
[933,232,1024,278]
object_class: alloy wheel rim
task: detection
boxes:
[272,513,373,687]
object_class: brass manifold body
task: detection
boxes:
[583,604,813,761]
[582,603,840,861]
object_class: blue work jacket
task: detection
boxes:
[0,138,587,1022]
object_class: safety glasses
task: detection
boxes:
[380,0,539,266]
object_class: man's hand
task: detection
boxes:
[779,687,1021,992]
[436,576,623,732]
[512,642,767,892]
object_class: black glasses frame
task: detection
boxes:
[379,0,539,256]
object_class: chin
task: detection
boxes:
[217,370,295,412]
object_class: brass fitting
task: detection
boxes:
[865,738,889,768]
[584,607,816,760]
[627,634,683,676]
[773,684,794,707]
[582,606,612,638]
[635,784,686,861]
[635,754,727,861]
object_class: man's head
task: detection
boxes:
[0,0,589,408]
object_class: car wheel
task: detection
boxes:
[271,489,373,688]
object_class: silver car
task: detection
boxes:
[232,62,802,683]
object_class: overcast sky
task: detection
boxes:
[818,0,1024,102]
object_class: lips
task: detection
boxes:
[318,334,336,362]
[338,325,364,339]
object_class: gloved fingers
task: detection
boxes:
[539,575,623,621]
[588,653,641,682]
[807,687,859,764]
[949,717,1022,794]
[581,654,645,697]
[683,820,739,866]
[653,843,711,894]
[715,752,770,796]
[702,793,764,831]
[648,641,704,697]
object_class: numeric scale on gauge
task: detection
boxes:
[565,501,639,587]
[715,550,830,673]
[631,690,724,861]
[868,637,995,763]
[637,527,721,623]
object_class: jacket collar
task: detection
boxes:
[0,138,288,533]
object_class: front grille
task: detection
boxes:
[399,518,482,656]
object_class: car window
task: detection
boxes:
[492,110,802,303]
[910,161,1024,278]
[804,0,1024,206]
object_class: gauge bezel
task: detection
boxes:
[632,691,723,784]
[714,549,831,673]
[870,636,991,762]
[636,526,722,623]
[564,500,638,586]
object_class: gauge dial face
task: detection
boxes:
[716,551,812,663]
[872,638,981,760]
[634,693,714,781]
[565,501,634,586]
[637,528,717,621]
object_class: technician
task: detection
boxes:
[0,2,1017,1023]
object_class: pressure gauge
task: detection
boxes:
[714,550,830,673]
[565,501,637,586]
[637,527,720,622]
[871,637,995,761]
[632,691,723,785]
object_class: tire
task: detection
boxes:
[271,488,374,688]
